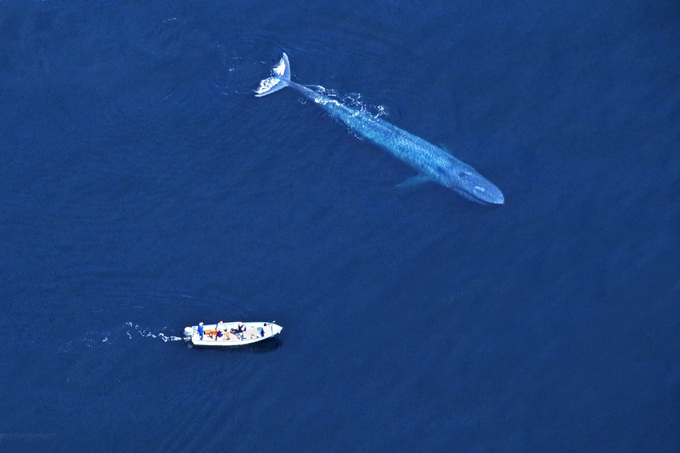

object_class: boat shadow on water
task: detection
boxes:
[186,337,282,353]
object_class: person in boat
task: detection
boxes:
[197,322,204,340]
[229,323,245,336]
[215,321,225,341]
[232,322,244,340]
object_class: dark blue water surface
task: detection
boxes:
[1,1,679,451]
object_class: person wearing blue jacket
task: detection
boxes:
[197,322,204,340]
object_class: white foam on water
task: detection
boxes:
[124,321,183,342]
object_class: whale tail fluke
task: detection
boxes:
[254,53,291,97]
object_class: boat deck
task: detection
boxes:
[184,321,282,347]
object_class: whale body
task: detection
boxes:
[255,53,504,205]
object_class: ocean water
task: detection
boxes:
[1,1,679,451]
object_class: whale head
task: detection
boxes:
[450,169,504,205]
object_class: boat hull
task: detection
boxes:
[184,321,282,347]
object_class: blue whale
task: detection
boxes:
[255,53,504,205]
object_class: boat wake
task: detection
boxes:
[123,322,183,343]
[60,322,183,353]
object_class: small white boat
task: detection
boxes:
[183,321,282,347]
